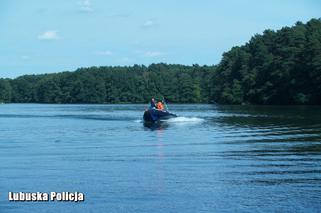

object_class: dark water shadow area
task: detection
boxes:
[143,121,170,131]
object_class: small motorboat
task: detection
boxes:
[143,108,177,123]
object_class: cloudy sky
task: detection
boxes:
[1,0,320,78]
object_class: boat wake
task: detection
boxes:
[165,116,204,123]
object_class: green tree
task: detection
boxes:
[0,79,12,103]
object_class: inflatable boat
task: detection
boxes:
[143,108,177,123]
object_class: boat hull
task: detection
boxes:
[143,109,177,122]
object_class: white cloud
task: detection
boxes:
[37,31,59,40]
[78,0,93,12]
[142,51,164,57]
[142,20,156,28]
[94,50,113,56]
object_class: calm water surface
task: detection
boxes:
[0,104,321,212]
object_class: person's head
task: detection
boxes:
[152,98,155,102]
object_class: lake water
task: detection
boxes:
[1,104,321,212]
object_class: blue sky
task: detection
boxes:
[1,0,320,78]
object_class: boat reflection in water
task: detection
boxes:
[143,120,170,131]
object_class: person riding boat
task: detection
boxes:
[143,97,177,122]
[150,98,156,109]
[157,101,164,110]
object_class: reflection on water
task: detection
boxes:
[0,104,321,212]
[143,121,170,131]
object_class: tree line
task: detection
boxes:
[0,64,213,104]
[1,18,320,104]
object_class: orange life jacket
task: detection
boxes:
[157,102,164,110]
